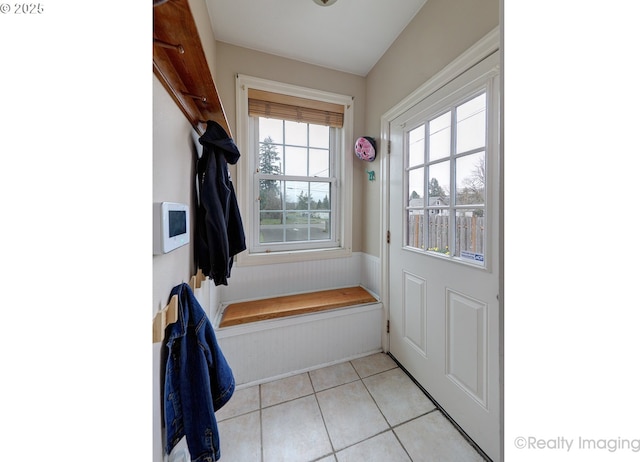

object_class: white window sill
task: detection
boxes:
[236,246,352,267]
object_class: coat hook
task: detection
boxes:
[153,38,184,54]
[366,170,375,181]
[183,93,207,103]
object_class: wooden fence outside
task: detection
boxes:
[408,214,484,255]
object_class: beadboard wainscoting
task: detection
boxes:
[215,302,383,386]
[197,252,383,386]
[218,252,381,304]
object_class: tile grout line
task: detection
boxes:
[311,359,389,461]
[387,352,492,461]
[311,384,337,462]
[315,357,405,461]
[258,383,264,462]
[357,362,422,462]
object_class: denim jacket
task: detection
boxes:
[163,283,235,462]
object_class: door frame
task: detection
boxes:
[378,26,502,458]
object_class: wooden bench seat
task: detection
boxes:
[219,286,377,328]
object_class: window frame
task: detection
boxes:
[235,74,354,266]
[250,118,339,253]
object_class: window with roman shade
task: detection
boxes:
[235,75,354,265]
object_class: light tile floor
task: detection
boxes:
[216,353,488,462]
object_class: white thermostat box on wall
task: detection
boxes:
[153,202,190,255]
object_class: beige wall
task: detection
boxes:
[363,0,500,257]
[152,75,196,316]
[152,74,196,462]
[214,42,367,252]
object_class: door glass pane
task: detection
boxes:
[427,210,450,254]
[406,209,424,249]
[456,93,486,154]
[455,151,485,206]
[454,209,485,264]
[409,125,425,168]
[428,161,450,203]
[429,112,451,161]
[408,167,424,204]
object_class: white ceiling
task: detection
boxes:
[205,0,428,77]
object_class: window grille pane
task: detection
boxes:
[455,151,485,206]
[258,138,283,175]
[309,148,330,177]
[259,118,284,144]
[259,179,283,210]
[309,182,330,210]
[285,212,311,242]
[259,212,284,243]
[284,146,308,176]
[429,112,451,161]
[456,94,486,154]
[285,120,307,146]
[310,212,331,241]
[409,125,425,168]
[309,124,330,149]
[285,181,308,205]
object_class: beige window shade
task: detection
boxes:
[248,89,344,128]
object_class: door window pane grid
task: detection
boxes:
[403,90,488,266]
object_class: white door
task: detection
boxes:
[388,51,501,461]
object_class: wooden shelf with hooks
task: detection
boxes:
[153,0,231,136]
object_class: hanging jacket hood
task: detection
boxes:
[194,120,246,286]
[198,120,241,165]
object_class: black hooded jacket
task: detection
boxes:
[195,121,246,286]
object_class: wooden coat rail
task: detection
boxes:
[153,269,207,343]
[153,0,231,136]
